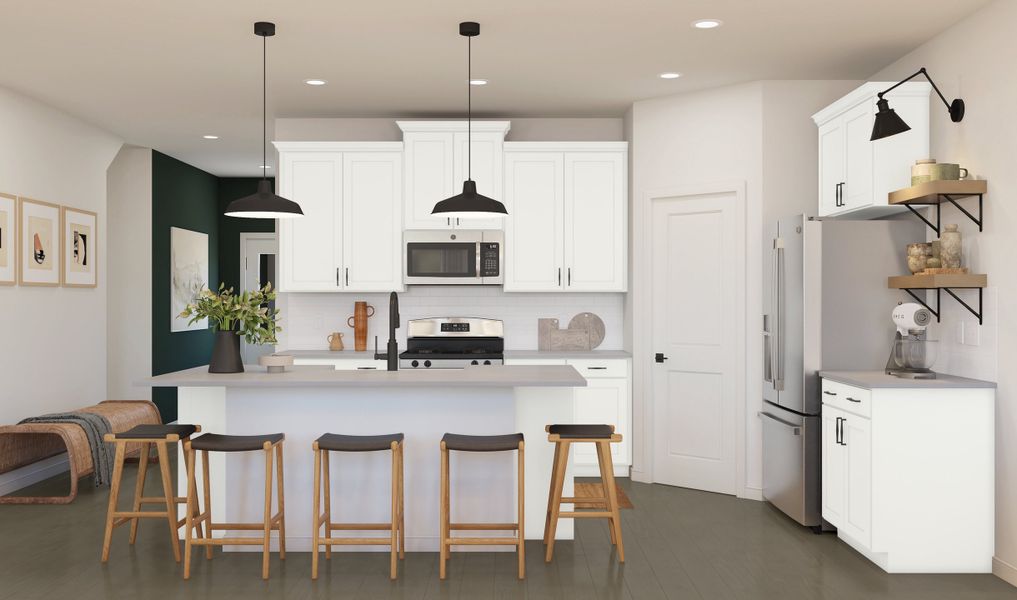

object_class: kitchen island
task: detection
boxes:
[143,364,587,552]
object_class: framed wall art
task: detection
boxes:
[170,226,209,332]
[18,197,61,287]
[0,193,15,285]
[61,207,97,287]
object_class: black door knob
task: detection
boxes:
[655,353,668,363]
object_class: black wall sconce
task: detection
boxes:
[871,67,965,141]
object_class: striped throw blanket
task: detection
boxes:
[18,412,114,486]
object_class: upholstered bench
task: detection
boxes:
[0,400,161,504]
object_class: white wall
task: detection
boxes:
[0,86,121,492]
[869,0,1014,584]
[629,80,856,496]
[276,287,624,352]
[106,145,152,401]
[274,117,624,142]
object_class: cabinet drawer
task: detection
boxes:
[566,359,628,378]
[821,379,871,418]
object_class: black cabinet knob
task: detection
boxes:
[424,360,432,368]
[411,360,419,368]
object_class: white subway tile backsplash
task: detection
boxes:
[275,287,625,352]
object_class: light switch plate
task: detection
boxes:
[961,321,981,346]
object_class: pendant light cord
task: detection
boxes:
[467,33,471,180]
[262,33,267,181]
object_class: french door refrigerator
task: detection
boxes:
[761,214,920,528]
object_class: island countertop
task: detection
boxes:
[142,364,588,388]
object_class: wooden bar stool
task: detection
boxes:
[543,424,624,563]
[311,433,405,580]
[182,432,286,580]
[101,424,201,563]
[439,433,525,580]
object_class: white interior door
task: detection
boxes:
[241,233,278,365]
[651,187,744,494]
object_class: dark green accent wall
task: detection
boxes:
[151,152,220,423]
[217,178,275,293]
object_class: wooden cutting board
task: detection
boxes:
[568,312,606,349]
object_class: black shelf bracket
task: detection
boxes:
[901,287,983,324]
[901,193,983,235]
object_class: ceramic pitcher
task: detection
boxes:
[327,332,345,351]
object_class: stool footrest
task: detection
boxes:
[559,496,605,504]
[209,519,281,531]
[328,523,394,531]
[188,537,272,546]
[113,511,169,519]
[450,523,518,531]
[323,537,393,546]
[140,496,187,504]
[447,537,521,546]
[559,511,612,518]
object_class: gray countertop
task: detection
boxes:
[142,364,588,388]
[819,370,996,390]
[278,349,631,360]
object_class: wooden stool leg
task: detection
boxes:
[129,442,151,545]
[439,442,449,580]
[152,442,181,563]
[322,450,332,560]
[597,442,624,563]
[517,441,526,580]
[262,443,274,580]
[389,441,399,580]
[594,442,616,545]
[544,440,569,562]
[543,441,563,545]
[398,442,406,560]
[311,446,321,580]
[276,442,286,560]
[200,450,212,559]
[183,444,196,580]
[100,442,127,562]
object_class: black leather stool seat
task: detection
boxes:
[115,424,199,439]
[316,433,404,452]
[190,433,284,452]
[442,433,523,452]
[548,424,614,438]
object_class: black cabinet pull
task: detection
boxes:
[823,390,837,396]
[568,268,572,286]
[336,267,340,286]
[835,417,842,445]
[846,397,861,403]
[558,268,561,286]
[356,366,377,370]
[345,267,349,286]
[587,366,607,370]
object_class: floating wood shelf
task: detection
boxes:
[888,273,987,324]
[887,273,987,289]
[888,180,987,205]
[887,180,987,235]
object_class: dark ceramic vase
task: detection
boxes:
[209,330,244,373]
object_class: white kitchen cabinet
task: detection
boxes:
[812,82,931,218]
[505,356,631,477]
[820,373,994,573]
[503,143,628,292]
[275,142,404,293]
[398,121,510,230]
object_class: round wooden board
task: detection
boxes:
[568,312,606,349]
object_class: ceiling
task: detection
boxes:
[0,0,991,176]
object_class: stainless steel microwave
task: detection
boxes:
[403,230,504,285]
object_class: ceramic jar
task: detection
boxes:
[940,225,962,268]
[906,243,932,274]
[911,159,937,186]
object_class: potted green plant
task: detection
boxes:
[178,283,281,373]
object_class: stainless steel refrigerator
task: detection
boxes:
[761,214,920,528]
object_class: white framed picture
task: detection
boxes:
[0,193,15,285]
[170,226,208,332]
[18,197,61,287]
[61,207,97,288]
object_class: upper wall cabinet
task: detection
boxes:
[503,143,628,292]
[812,82,931,218]
[398,121,510,230]
[275,142,404,293]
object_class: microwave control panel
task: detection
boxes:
[480,243,500,277]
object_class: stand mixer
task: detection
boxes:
[885,302,938,379]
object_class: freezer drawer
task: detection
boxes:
[760,404,821,527]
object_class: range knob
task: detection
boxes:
[471,360,479,366]
[411,360,419,368]
[424,360,432,368]
[483,360,492,366]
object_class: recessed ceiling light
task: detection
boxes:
[304,79,327,86]
[692,19,723,29]
[659,72,682,79]
[469,79,488,86]
[203,134,219,140]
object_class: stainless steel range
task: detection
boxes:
[398,317,504,369]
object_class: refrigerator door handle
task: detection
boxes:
[758,411,801,436]
[763,314,773,383]
[774,238,786,391]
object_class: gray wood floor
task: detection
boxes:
[0,458,1013,600]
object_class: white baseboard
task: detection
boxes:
[630,468,651,484]
[0,453,71,496]
[739,485,763,501]
[993,556,1017,588]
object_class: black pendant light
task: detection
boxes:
[225,22,303,219]
[431,21,508,219]
[871,67,965,141]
